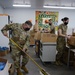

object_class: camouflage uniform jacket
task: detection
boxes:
[1,23,30,50]
[56,23,67,51]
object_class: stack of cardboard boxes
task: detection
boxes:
[65,33,75,67]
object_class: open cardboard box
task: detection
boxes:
[41,33,57,43]
[0,58,8,75]
[0,50,9,56]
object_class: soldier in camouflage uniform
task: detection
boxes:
[1,21,32,75]
[48,18,55,34]
[56,17,70,65]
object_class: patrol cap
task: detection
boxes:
[61,17,69,21]
[25,20,33,26]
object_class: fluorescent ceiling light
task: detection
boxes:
[13,4,31,7]
[43,5,75,9]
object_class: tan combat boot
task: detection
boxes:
[21,66,28,73]
[17,68,23,75]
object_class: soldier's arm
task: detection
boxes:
[1,24,13,37]
[23,35,30,52]
[58,25,66,37]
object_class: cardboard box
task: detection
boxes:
[41,33,57,43]
[72,32,75,36]
[0,58,8,75]
[0,50,9,56]
[67,36,75,46]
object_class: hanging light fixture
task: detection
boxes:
[43,5,75,9]
[13,4,31,7]
[13,0,31,7]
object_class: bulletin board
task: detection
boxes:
[35,11,59,30]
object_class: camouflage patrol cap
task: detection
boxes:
[25,20,33,26]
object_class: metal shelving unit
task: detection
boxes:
[40,42,56,62]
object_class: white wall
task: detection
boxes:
[0,6,3,13]
[4,8,35,24]
[4,8,75,28]
[58,9,75,28]
[0,16,9,47]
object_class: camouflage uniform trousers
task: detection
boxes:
[11,45,29,69]
[56,37,66,61]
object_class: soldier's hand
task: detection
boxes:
[3,32,8,37]
[67,35,71,39]
[22,48,27,52]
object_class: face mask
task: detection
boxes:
[49,23,52,25]
[64,22,68,25]
[24,28,30,31]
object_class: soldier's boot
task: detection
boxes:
[17,68,23,75]
[55,61,59,65]
[58,61,63,65]
[21,66,28,73]
[55,61,63,66]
